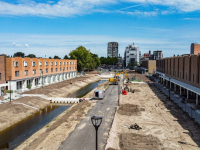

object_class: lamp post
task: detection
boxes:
[41,70,43,87]
[9,76,11,102]
[63,68,65,80]
[91,116,102,150]
[169,77,171,101]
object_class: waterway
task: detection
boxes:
[0,79,108,149]
[67,80,107,98]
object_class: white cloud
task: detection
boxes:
[121,0,200,12]
[0,0,117,17]
[12,42,29,47]
[0,0,200,17]
[0,32,197,58]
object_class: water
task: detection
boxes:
[67,80,107,98]
[0,80,107,149]
[0,105,70,149]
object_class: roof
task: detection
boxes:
[161,76,200,95]
[0,83,9,87]
[155,71,165,76]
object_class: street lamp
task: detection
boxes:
[63,68,65,80]
[169,76,171,101]
[9,76,11,103]
[91,116,102,150]
[41,70,43,87]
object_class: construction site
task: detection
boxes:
[0,70,200,150]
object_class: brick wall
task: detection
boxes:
[0,55,6,100]
[161,54,200,88]
[6,57,77,81]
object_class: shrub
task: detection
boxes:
[6,90,13,93]
[27,85,31,89]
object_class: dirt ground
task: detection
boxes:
[0,97,49,131]
[24,74,101,97]
[16,101,93,150]
[106,82,200,150]
[16,79,109,150]
[0,74,101,133]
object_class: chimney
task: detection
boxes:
[149,50,151,55]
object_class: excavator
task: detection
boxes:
[109,70,128,85]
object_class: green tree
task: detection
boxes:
[100,57,118,65]
[26,54,36,58]
[134,61,139,66]
[54,55,61,59]
[13,52,25,58]
[63,55,69,59]
[69,46,100,72]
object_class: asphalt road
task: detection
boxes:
[58,85,118,150]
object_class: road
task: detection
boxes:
[58,84,118,150]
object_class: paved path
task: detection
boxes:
[58,85,118,150]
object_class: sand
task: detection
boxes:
[106,81,200,150]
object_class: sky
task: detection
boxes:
[0,0,200,58]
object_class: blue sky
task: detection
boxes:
[0,0,200,58]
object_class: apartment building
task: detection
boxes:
[107,42,118,58]
[124,43,140,67]
[0,55,7,100]
[190,43,200,55]
[5,57,77,92]
[156,55,200,88]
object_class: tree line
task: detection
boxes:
[8,52,69,60]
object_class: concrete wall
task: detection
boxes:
[142,60,156,74]
[148,60,156,74]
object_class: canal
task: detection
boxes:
[0,80,107,149]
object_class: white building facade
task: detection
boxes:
[124,43,140,67]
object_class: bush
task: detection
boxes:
[27,85,31,89]
[6,90,13,93]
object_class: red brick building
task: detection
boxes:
[0,55,7,100]
[190,43,200,55]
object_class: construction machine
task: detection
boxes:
[109,74,120,85]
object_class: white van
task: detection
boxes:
[93,90,105,100]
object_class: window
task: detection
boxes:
[60,67,61,71]
[72,62,73,65]
[33,69,36,75]
[67,67,68,70]
[67,62,68,65]
[32,61,35,67]
[59,62,61,66]
[63,67,65,71]
[40,69,43,74]
[45,62,48,66]
[56,68,58,72]
[51,68,53,72]
[46,69,48,73]
[51,62,53,66]
[70,67,71,70]
[24,61,28,67]
[14,61,19,67]
[39,61,42,66]
[55,62,57,66]
[70,62,71,65]
[15,71,19,77]
[63,62,65,65]
[75,62,76,65]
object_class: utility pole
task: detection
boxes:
[9,76,11,103]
